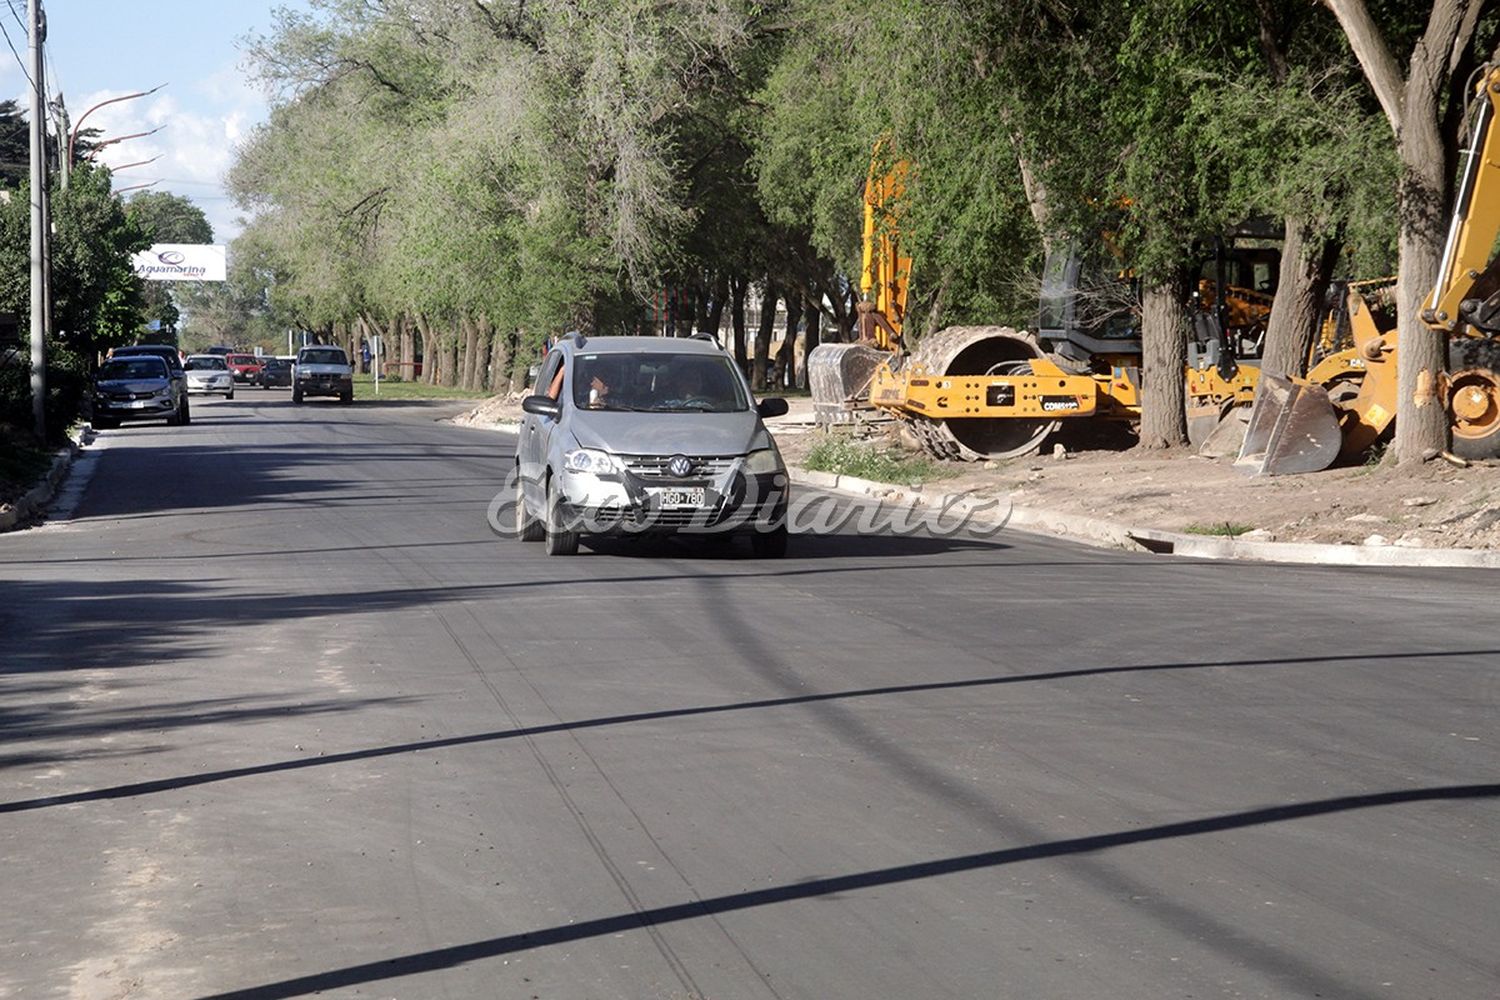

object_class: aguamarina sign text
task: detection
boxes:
[131,244,227,282]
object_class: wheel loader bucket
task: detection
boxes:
[1234,374,1343,475]
[1197,403,1251,458]
[808,343,888,424]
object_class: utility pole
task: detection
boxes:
[52,92,69,190]
[28,0,47,440]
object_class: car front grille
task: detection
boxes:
[588,500,732,527]
[620,455,736,480]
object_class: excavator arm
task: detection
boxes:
[1424,65,1500,337]
[858,153,911,351]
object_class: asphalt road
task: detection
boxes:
[2,391,1497,1000]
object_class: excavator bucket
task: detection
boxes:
[808,343,889,424]
[1196,403,1252,458]
[1234,374,1344,475]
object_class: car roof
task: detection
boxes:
[557,336,724,356]
[185,354,224,360]
[103,355,168,370]
[114,344,178,354]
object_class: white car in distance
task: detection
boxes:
[184,355,235,399]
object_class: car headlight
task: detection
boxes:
[153,387,173,398]
[744,448,783,474]
[563,448,620,474]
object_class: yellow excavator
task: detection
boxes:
[1237,63,1500,473]
[808,157,1276,460]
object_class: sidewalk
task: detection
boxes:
[765,398,1500,568]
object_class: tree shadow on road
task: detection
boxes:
[193,782,1500,1000]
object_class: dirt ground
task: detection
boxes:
[454,394,1500,551]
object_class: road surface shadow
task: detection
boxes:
[193,783,1500,1000]
[4,645,1492,814]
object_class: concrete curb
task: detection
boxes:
[0,427,87,533]
[784,463,1500,569]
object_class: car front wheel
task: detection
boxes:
[292,387,303,403]
[516,471,544,542]
[543,477,579,556]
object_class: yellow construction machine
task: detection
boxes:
[1237,63,1500,473]
[808,157,1276,460]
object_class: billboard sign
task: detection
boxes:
[132,244,227,282]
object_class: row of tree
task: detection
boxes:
[230,0,1496,461]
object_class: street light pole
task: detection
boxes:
[28,0,47,439]
[65,84,165,187]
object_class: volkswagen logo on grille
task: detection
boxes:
[667,455,693,478]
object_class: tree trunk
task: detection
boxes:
[1260,218,1340,378]
[440,324,459,387]
[509,330,528,393]
[730,276,748,372]
[400,315,414,380]
[414,314,436,384]
[694,274,711,336]
[776,292,802,390]
[752,281,779,391]
[802,298,821,389]
[461,316,481,390]
[1322,0,1482,463]
[1392,152,1451,463]
[1138,276,1190,449]
[704,273,728,345]
[484,318,506,394]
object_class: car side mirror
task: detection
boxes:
[522,395,562,419]
[757,397,789,419]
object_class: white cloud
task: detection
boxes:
[76,63,268,242]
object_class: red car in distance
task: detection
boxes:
[225,353,266,384]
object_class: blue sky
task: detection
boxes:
[1,1,309,241]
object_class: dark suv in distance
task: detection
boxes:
[92,355,190,428]
[110,344,185,380]
[256,358,293,388]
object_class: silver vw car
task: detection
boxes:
[512,334,790,556]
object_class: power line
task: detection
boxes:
[3,0,21,36]
[0,4,31,88]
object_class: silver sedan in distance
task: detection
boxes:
[184,355,235,399]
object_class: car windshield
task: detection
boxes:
[227,355,258,364]
[185,357,227,371]
[571,352,748,413]
[300,349,347,365]
[99,358,167,380]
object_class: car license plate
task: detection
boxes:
[651,487,705,507]
[127,399,149,408]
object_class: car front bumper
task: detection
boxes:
[296,376,352,397]
[187,378,233,394]
[553,467,789,535]
[94,395,178,420]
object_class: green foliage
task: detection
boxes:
[126,191,214,244]
[0,163,149,439]
[223,0,1415,407]
[804,435,957,485]
[0,432,51,500]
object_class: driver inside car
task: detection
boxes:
[666,364,717,408]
